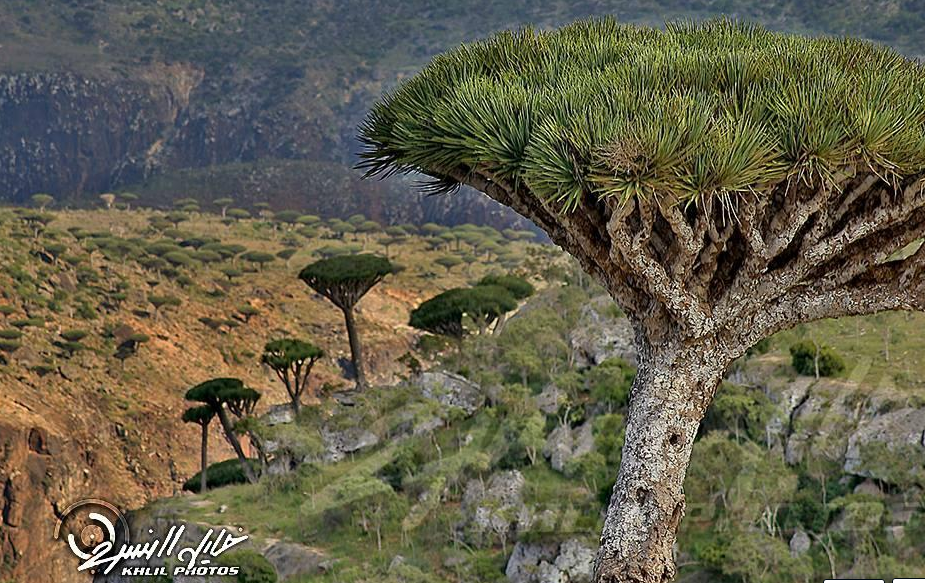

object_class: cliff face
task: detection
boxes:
[0,72,171,202]
[0,67,532,230]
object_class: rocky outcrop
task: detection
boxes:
[568,296,636,368]
[543,423,595,474]
[458,470,530,547]
[764,374,925,487]
[505,538,595,583]
[261,539,326,581]
[415,371,484,416]
[843,407,925,480]
[321,427,380,463]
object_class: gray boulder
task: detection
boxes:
[535,383,565,416]
[459,470,528,546]
[261,539,326,581]
[321,427,379,462]
[543,423,595,473]
[263,403,295,426]
[416,371,484,415]
[568,295,636,368]
[789,530,811,557]
[505,538,595,583]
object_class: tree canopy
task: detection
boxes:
[299,254,394,310]
[186,377,261,415]
[410,284,517,338]
[361,18,925,209]
[262,338,324,413]
[477,274,535,299]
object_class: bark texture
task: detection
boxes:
[595,341,728,582]
[440,164,925,582]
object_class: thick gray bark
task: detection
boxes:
[594,341,729,583]
[342,307,368,390]
[439,165,925,582]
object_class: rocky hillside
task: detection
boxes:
[0,206,550,583]
[1,1,924,222]
[103,287,925,583]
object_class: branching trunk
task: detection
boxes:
[215,405,258,484]
[342,306,368,390]
[595,341,729,583]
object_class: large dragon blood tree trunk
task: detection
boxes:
[359,19,925,583]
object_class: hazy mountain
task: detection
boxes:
[0,0,922,224]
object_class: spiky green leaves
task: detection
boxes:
[360,18,925,209]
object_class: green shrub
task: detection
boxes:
[789,340,845,377]
[0,329,22,340]
[61,329,88,342]
[215,550,277,583]
[182,458,259,492]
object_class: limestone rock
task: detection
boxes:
[459,470,527,547]
[543,423,594,474]
[789,530,811,557]
[263,403,295,427]
[843,407,925,480]
[534,384,564,416]
[416,371,484,416]
[261,540,325,581]
[505,538,595,583]
[568,295,636,368]
[321,427,379,463]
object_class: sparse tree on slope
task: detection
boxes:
[182,405,215,493]
[299,254,393,389]
[360,19,925,582]
[261,339,324,414]
[185,378,260,484]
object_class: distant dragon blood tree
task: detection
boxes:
[299,254,394,389]
[261,338,324,414]
[360,19,925,583]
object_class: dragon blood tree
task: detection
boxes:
[299,254,394,390]
[360,19,925,583]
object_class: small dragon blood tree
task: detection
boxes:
[359,18,925,582]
